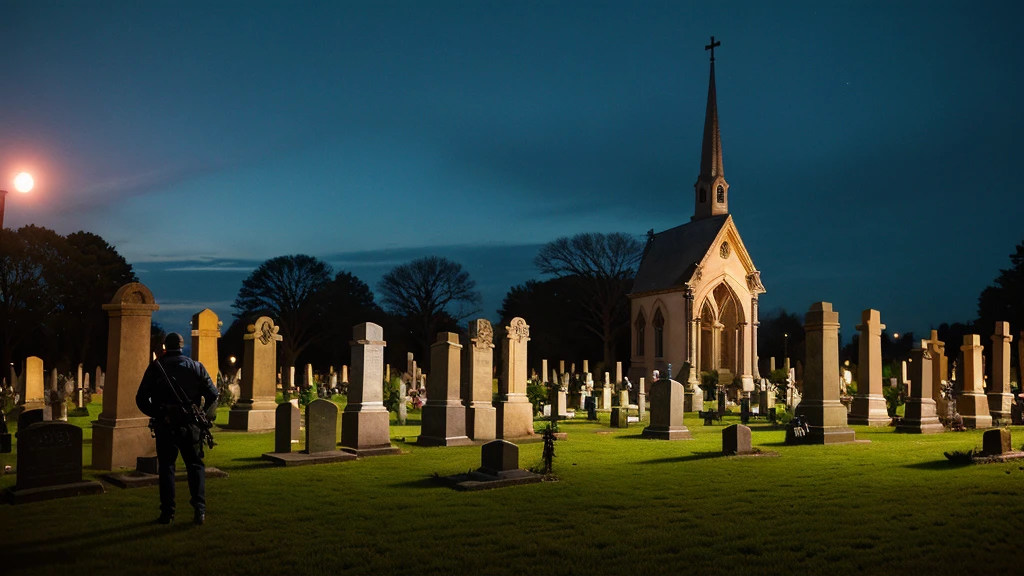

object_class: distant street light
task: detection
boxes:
[1,172,35,229]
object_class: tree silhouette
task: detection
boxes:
[533,232,643,368]
[377,256,480,368]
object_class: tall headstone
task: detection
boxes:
[305,399,339,453]
[463,319,496,440]
[642,379,692,440]
[94,367,103,392]
[897,340,944,434]
[615,362,623,385]
[227,316,282,431]
[496,317,535,439]
[958,335,992,429]
[583,360,589,374]
[342,365,349,384]
[398,381,408,425]
[601,372,612,412]
[190,308,221,380]
[305,364,314,389]
[419,332,472,446]
[22,356,44,412]
[541,359,548,384]
[638,377,646,420]
[274,403,297,453]
[341,323,399,455]
[795,302,855,444]
[849,309,890,426]
[92,283,160,470]
[988,322,1013,423]
[926,331,949,417]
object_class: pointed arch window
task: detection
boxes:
[635,311,646,356]
[653,308,665,358]
[717,185,725,203]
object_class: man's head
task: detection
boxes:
[164,332,185,351]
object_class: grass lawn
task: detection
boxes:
[2,398,1023,575]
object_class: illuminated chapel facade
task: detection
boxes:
[628,47,765,393]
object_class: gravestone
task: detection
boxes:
[419,332,472,446]
[274,403,297,453]
[585,396,597,420]
[958,335,992,429]
[848,309,890,426]
[190,308,221,382]
[341,323,399,456]
[398,381,408,425]
[896,341,944,434]
[463,319,496,440]
[496,317,535,439]
[642,379,692,440]
[926,332,948,416]
[2,421,104,504]
[227,316,282,431]
[601,372,612,412]
[480,440,519,476]
[610,407,628,428]
[92,283,160,470]
[722,424,752,455]
[305,399,338,453]
[18,408,44,431]
[20,356,45,414]
[794,302,855,444]
[988,322,1013,423]
[982,428,1012,457]
[638,377,647,420]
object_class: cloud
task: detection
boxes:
[163,266,257,272]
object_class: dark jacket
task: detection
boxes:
[136,351,218,421]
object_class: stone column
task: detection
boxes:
[926,331,948,417]
[190,308,221,380]
[958,335,992,429]
[496,317,535,439]
[686,289,700,388]
[750,295,760,380]
[795,302,855,444]
[463,319,496,441]
[419,332,471,446]
[849,309,890,426]
[711,322,723,371]
[638,377,647,420]
[897,340,944,434]
[227,316,282,431]
[738,321,753,391]
[92,283,160,470]
[341,322,398,455]
[988,322,1013,423]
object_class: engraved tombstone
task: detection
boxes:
[419,332,471,446]
[495,317,535,439]
[305,399,338,454]
[340,323,399,455]
[642,379,692,440]
[227,316,282,431]
[463,319,496,440]
[190,308,221,381]
[794,302,855,444]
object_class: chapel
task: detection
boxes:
[629,39,765,394]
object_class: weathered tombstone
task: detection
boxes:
[638,377,647,420]
[610,407,628,428]
[305,364,315,390]
[305,399,338,453]
[601,372,612,412]
[17,409,44,431]
[3,421,104,503]
[982,428,1012,457]
[770,357,776,372]
[480,440,519,476]
[615,362,623,386]
[722,424,752,455]
[419,332,472,446]
[988,322,1013,422]
[896,341,944,433]
[341,364,349,384]
[642,379,692,440]
[541,359,548,384]
[398,381,408,425]
[92,283,159,470]
[794,302,855,444]
[274,403,296,453]
[849,309,890,426]
[21,356,45,413]
[496,317,535,439]
[341,323,399,455]
[463,319,496,440]
[583,360,589,374]
[958,335,993,429]
[190,308,221,381]
[227,316,282,431]
[926,331,948,416]
[585,396,597,420]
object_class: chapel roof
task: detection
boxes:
[630,214,729,296]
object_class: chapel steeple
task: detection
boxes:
[692,36,729,221]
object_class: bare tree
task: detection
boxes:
[378,256,480,366]
[232,255,333,385]
[534,232,643,368]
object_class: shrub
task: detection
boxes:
[527,380,548,415]
[382,376,402,414]
[882,384,905,417]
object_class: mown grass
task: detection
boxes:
[1,399,1023,575]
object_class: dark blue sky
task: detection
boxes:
[2,1,1022,341]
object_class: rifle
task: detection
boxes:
[151,358,216,450]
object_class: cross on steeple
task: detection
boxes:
[705,36,721,62]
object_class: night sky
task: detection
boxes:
[2,1,1022,343]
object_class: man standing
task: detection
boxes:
[136,332,218,525]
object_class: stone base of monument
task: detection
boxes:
[416,435,474,447]
[641,426,693,440]
[437,468,544,491]
[102,456,229,487]
[958,393,993,429]
[262,450,357,467]
[1,480,105,505]
[847,395,891,426]
[339,445,402,457]
[225,407,276,432]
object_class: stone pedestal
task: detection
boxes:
[496,318,535,439]
[190,308,221,381]
[463,319,497,441]
[642,379,692,440]
[958,335,993,429]
[684,385,703,412]
[897,341,944,434]
[795,303,855,444]
[419,333,472,446]
[341,323,399,456]
[988,322,1013,423]
[848,309,890,426]
[227,316,282,432]
[92,283,160,470]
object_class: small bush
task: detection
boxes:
[527,380,548,415]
